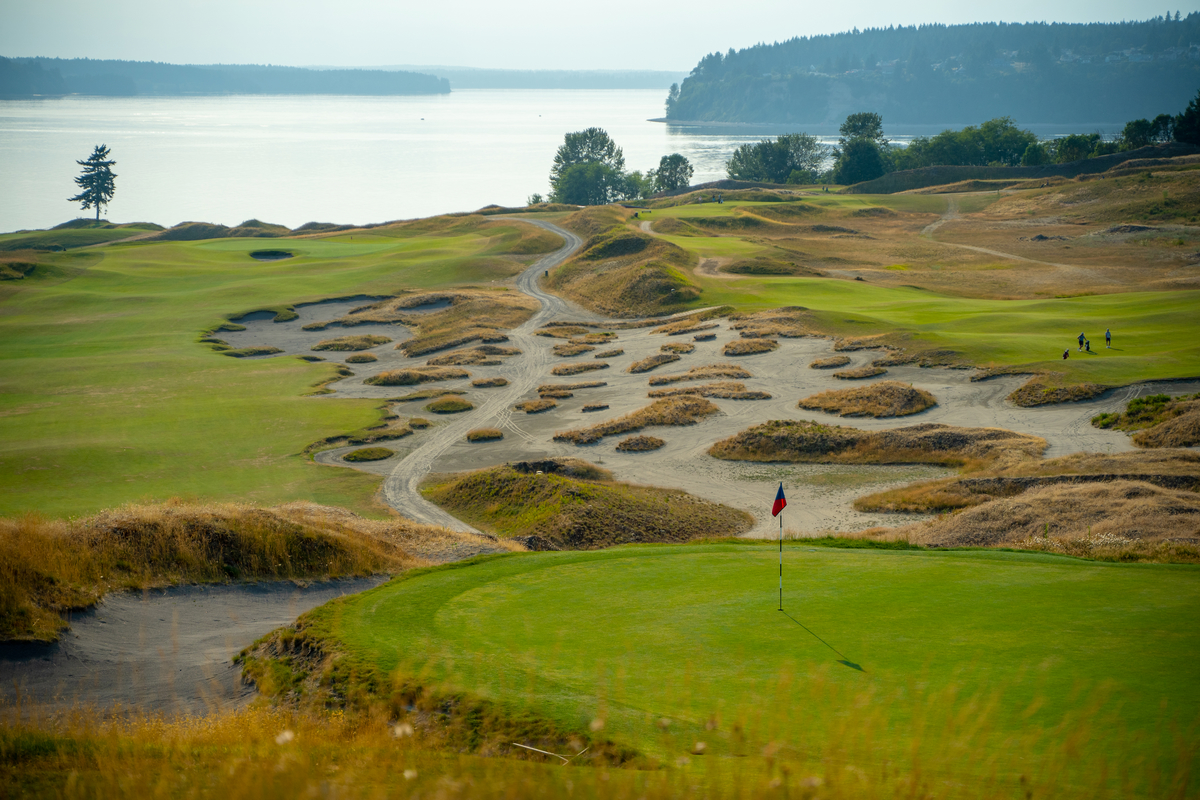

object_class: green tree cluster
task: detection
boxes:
[894,117,1037,169]
[725,133,827,184]
[546,128,695,205]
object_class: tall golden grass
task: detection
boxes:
[648,363,752,386]
[0,502,422,642]
[798,381,936,417]
[311,334,392,352]
[627,353,681,373]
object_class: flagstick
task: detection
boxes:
[778,510,783,611]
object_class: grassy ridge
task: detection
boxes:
[0,219,553,517]
[309,543,1200,792]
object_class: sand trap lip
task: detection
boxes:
[0,576,385,714]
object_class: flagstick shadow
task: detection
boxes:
[781,611,865,672]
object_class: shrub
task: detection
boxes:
[467,428,504,442]
[345,353,378,364]
[594,349,624,358]
[552,362,609,376]
[810,356,852,369]
[553,342,596,357]
[834,365,888,380]
[472,377,509,388]
[660,343,695,354]
[365,367,469,386]
[628,354,681,373]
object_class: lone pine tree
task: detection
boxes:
[69,145,117,221]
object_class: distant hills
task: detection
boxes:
[369,66,688,90]
[666,15,1200,125]
[0,57,449,97]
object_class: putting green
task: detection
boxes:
[314,543,1200,788]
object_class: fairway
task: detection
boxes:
[313,543,1200,790]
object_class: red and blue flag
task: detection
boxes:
[772,483,787,517]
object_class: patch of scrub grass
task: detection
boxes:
[616,435,665,452]
[551,361,608,376]
[834,365,888,379]
[424,396,474,414]
[554,396,718,445]
[515,399,556,414]
[466,428,503,442]
[312,334,392,351]
[471,376,508,388]
[395,389,466,402]
[627,353,680,373]
[342,447,395,462]
[364,366,468,387]
[723,339,779,356]
[222,346,284,358]
[1092,391,1200,448]
[344,353,378,364]
[810,355,852,369]
[311,542,1200,793]
[799,380,936,417]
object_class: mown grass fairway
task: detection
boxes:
[0,220,550,517]
[313,543,1199,793]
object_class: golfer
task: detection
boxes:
[1106,328,1112,348]
[1078,332,1086,351]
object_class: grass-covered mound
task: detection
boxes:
[466,428,503,442]
[426,344,521,366]
[302,542,1200,794]
[834,365,888,380]
[660,342,694,354]
[616,435,665,452]
[710,420,1044,466]
[627,353,680,373]
[343,353,377,364]
[552,342,594,357]
[470,376,508,388]
[364,366,468,386]
[312,334,392,351]
[810,355,852,369]
[554,396,719,445]
[424,396,474,414]
[0,501,422,642]
[0,220,162,251]
[342,447,394,462]
[422,461,751,548]
[648,363,751,386]
[855,448,1200,515]
[799,380,936,417]
[551,361,608,376]
[547,212,703,317]
[1093,392,1200,448]
[514,399,556,413]
[221,345,285,358]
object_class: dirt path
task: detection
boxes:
[379,220,586,530]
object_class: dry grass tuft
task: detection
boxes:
[312,334,392,352]
[342,447,395,462]
[344,353,378,364]
[538,381,606,392]
[594,348,624,358]
[1008,376,1111,407]
[364,366,468,387]
[648,381,770,400]
[660,342,695,354]
[728,308,813,339]
[628,353,681,373]
[554,396,719,445]
[724,339,779,356]
[891,480,1200,554]
[538,389,573,399]
[710,420,1044,467]
[810,355,852,369]
[425,396,475,414]
[535,325,591,338]
[395,388,465,401]
[552,362,609,376]
[466,428,504,442]
[834,365,888,380]
[471,376,509,388]
[583,404,609,412]
[426,344,520,366]
[799,381,936,417]
[553,342,596,357]
[515,399,557,414]
[694,333,717,342]
[648,363,752,386]
[0,501,433,641]
[616,435,666,452]
[222,346,283,358]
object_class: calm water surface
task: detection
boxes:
[0,90,1117,232]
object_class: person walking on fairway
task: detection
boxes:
[1106,328,1112,348]
[1078,332,1086,351]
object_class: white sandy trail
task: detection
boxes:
[380,220,583,530]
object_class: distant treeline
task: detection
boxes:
[0,57,449,97]
[666,15,1200,124]
[374,66,688,90]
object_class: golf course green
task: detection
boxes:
[310,543,1200,792]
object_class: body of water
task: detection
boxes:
[0,90,1119,232]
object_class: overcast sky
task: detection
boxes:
[2,0,1192,71]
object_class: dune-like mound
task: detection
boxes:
[799,380,935,417]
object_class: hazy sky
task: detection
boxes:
[2,0,1193,71]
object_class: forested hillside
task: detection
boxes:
[0,57,449,97]
[666,15,1200,124]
